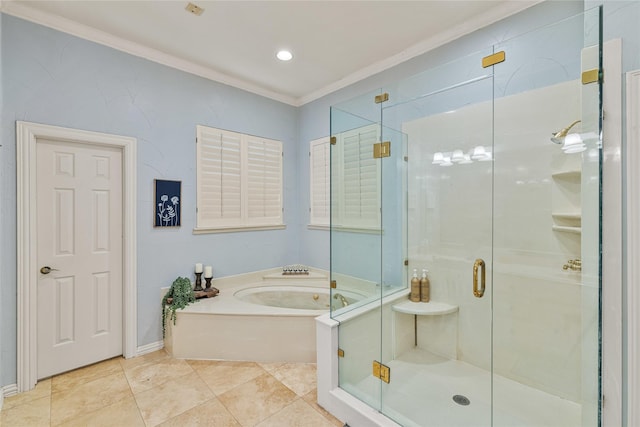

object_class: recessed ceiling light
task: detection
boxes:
[276,50,293,61]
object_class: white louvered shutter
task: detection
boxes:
[196,125,283,230]
[309,138,330,226]
[246,135,283,225]
[340,125,380,229]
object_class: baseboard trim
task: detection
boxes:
[2,383,19,400]
[136,341,164,357]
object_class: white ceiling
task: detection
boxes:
[2,0,539,106]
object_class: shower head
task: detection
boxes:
[551,120,581,144]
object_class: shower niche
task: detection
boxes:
[551,169,582,234]
[320,6,602,427]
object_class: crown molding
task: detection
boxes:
[2,1,541,107]
[297,0,542,106]
[0,1,298,106]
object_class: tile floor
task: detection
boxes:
[0,350,343,427]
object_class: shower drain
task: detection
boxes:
[452,395,471,406]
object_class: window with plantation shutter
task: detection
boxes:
[309,137,330,227]
[332,125,381,230]
[196,125,284,232]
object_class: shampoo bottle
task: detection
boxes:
[420,269,430,302]
[410,269,420,302]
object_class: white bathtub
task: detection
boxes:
[164,269,341,362]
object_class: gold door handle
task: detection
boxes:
[473,259,485,298]
[40,266,59,275]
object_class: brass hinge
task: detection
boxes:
[482,51,506,68]
[373,360,390,383]
[330,280,337,289]
[337,348,345,358]
[374,93,389,104]
[373,141,391,158]
[582,68,600,85]
[404,259,409,266]
[330,136,337,145]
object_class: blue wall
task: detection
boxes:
[0,14,298,385]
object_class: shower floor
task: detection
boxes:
[344,348,581,427]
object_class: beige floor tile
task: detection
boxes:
[2,379,51,410]
[119,349,170,370]
[303,390,344,426]
[0,395,51,427]
[158,397,241,427]
[52,357,123,394]
[218,372,297,427]
[134,371,214,427]
[50,371,132,425]
[125,356,194,394]
[185,359,222,370]
[257,362,286,374]
[256,399,337,427]
[56,395,145,427]
[270,363,317,396]
[191,360,266,395]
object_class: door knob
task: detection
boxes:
[40,266,58,274]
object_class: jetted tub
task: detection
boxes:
[163,270,363,363]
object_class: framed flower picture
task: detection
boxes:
[154,179,181,227]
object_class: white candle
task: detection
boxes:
[195,263,203,273]
[204,266,213,278]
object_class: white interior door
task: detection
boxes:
[36,139,123,379]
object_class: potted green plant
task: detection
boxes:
[162,277,195,337]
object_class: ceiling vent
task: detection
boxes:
[185,3,205,16]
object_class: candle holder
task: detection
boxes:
[194,272,203,291]
[204,277,219,295]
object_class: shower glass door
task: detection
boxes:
[490,7,602,425]
[377,6,601,427]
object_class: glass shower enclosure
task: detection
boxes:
[330,7,602,426]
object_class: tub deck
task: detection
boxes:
[164,271,329,362]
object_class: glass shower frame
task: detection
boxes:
[330,6,602,426]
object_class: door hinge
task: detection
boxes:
[373,141,391,158]
[338,348,345,358]
[374,93,389,104]
[582,68,600,85]
[330,136,337,145]
[482,51,506,68]
[330,280,337,289]
[404,259,409,266]
[373,360,390,383]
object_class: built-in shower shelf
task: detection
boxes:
[552,213,581,220]
[392,300,458,316]
[552,225,582,234]
[551,170,581,180]
[551,212,581,235]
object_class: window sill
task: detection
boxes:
[330,225,382,235]
[307,224,330,231]
[193,224,286,234]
